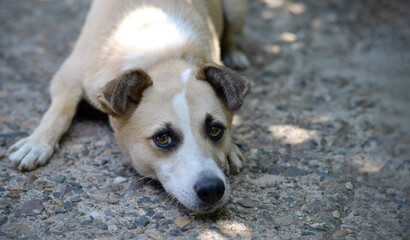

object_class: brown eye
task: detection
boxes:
[209,125,224,140]
[210,126,221,137]
[155,133,170,146]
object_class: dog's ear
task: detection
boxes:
[98,69,153,116]
[196,63,250,110]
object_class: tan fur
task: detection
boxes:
[8,0,249,212]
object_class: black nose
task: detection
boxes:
[194,178,225,204]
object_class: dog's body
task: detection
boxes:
[8,0,249,212]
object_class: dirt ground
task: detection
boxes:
[0,0,409,239]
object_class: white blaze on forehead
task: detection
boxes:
[170,68,204,189]
[172,68,193,140]
[170,68,225,178]
[181,68,192,83]
[172,90,190,134]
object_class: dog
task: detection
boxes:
[8,0,250,213]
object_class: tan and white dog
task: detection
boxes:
[8,0,250,212]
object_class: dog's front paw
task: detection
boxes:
[223,50,250,70]
[8,137,55,171]
[227,144,244,174]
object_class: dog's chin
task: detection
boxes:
[184,198,227,213]
[194,205,219,213]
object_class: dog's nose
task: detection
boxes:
[194,178,225,204]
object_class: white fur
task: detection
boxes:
[8,138,53,170]
[117,7,197,71]
[181,68,192,83]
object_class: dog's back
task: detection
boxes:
[71,0,224,108]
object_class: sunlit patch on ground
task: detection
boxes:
[197,229,226,240]
[261,0,286,8]
[232,115,243,126]
[217,220,252,238]
[352,154,384,173]
[268,124,316,144]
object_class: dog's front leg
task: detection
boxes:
[227,143,244,174]
[8,57,83,170]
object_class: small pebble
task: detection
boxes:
[332,210,340,219]
[135,216,150,227]
[174,216,192,229]
[14,223,28,232]
[284,197,294,203]
[81,220,92,226]
[113,176,127,185]
[53,192,61,198]
[68,182,82,188]
[280,32,297,42]
[53,175,66,183]
[63,201,76,210]
[146,232,163,240]
[70,196,82,203]
[0,216,8,226]
[274,215,294,226]
[73,188,83,194]
[14,199,45,218]
[94,222,108,230]
[6,190,20,199]
[90,211,104,220]
[81,148,89,156]
[108,225,117,232]
[345,182,353,190]
[25,172,38,184]
[238,198,258,208]
[310,228,327,232]
[331,230,349,238]
[104,210,113,217]
[107,199,119,205]
[137,196,152,204]
[169,228,183,236]
[53,206,65,214]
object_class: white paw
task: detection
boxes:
[227,144,244,174]
[7,137,54,171]
[223,50,250,70]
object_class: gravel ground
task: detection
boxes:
[0,0,409,239]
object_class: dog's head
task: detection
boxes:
[98,60,249,212]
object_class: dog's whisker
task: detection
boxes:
[172,200,181,210]
[136,176,149,182]
[146,179,155,185]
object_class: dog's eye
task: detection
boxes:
[209,125,224,141]
[154,133,171,147]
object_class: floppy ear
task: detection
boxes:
[97,69,153,116]
[196,63,250,110]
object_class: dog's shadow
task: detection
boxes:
[73,100,109,123]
